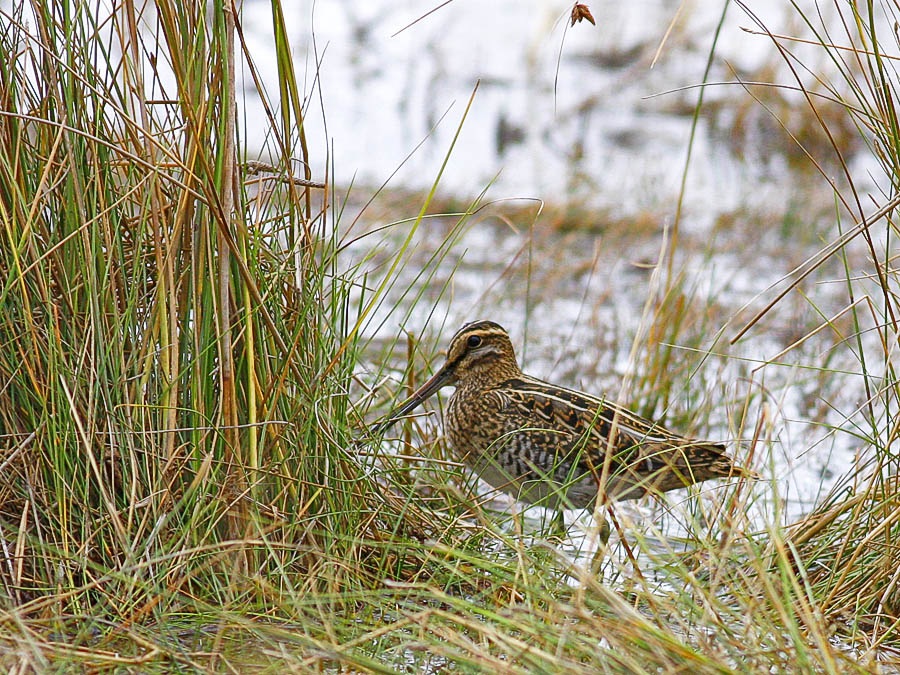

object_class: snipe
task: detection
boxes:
[376,320,755,510]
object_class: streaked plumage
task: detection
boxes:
[376,320,755,509]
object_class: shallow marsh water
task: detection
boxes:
[349,200,874,543]
[238,1,893,544]
[237,0,893,627]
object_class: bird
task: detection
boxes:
[375,320,756,510]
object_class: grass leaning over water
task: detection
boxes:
[0,0,898,671]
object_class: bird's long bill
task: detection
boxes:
[373,365,452,435]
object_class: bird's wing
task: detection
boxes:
[493,378,641,467]
[494,376,718,472]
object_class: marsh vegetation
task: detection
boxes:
[1,1,900,671]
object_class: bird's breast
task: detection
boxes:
[445,387,508,451]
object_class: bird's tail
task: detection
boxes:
[636,441,759,494]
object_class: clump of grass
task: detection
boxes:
[725,0,900,655]
[0,0,466,665]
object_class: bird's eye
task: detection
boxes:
[466,335,482,348]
